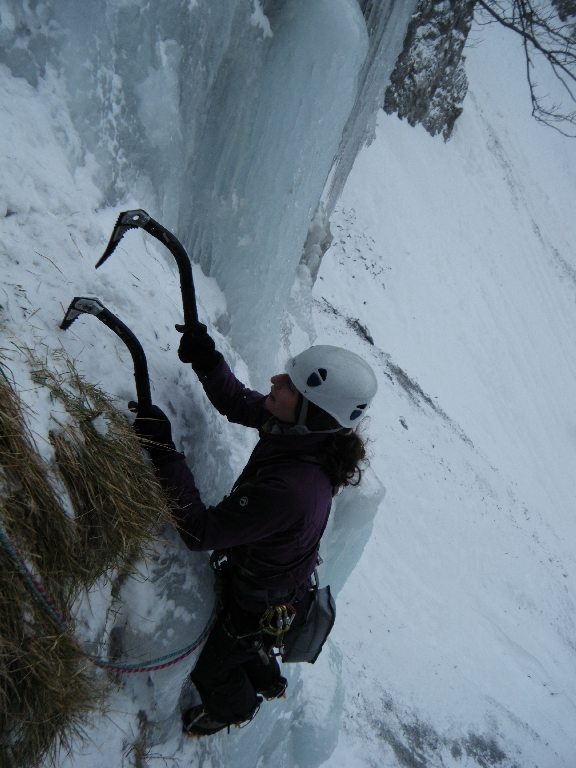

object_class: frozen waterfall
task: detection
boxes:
[0,0,414,385]
[0,1,415,765]
[180,0,368,378]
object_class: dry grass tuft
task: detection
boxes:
[31,354,172,582]
[0,366,78,607]
[0,547,97,768]
[0,351,174,768]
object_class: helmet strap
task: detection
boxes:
[290,394,353,435]
[297,396,309,427]
[289,424,350,435]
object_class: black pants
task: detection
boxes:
[191,592,311,724]
[190,607,280,723]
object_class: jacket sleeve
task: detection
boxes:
[195,354,271,430]
[154,453,292,551]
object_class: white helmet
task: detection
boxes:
[286,345,378,429]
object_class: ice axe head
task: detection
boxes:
[60,297,105,330]
[96,208,198,329]
[95,209,151,268]
[59,296,153,409]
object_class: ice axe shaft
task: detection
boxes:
[96,209,198,329]
[60,297,152,408]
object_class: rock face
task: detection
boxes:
[383,0,476,140]
[552,0,576,22]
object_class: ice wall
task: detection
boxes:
[0,0,264,216]
[0,0,415,386]
[324,0,419,214]
[181,0,368,381]
[0,3,411,764]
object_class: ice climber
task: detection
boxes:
[131,324,377,736]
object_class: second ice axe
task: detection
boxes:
[60,296,152,408]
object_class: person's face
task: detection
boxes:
[265,373,300,423]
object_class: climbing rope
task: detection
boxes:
[0,525,218,674]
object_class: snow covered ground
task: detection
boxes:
[1,6,576,768]
[310,22,576,768]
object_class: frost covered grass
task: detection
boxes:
[0,350,173,768]
[0,362,96,768]
[0,360,78,604]
[31,352,173,583]
[0,547,97,768]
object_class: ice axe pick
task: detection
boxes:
[60,297,152,409]
[96,209,198,332]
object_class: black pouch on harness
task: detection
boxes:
[281,574,336,664]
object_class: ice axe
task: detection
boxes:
[60,297,152,409]
[95,209,198,332]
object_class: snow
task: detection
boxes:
[311,22,576,768]
[251,1,273,38]
[1,3,576,768]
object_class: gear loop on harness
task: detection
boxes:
[258,603,296,636]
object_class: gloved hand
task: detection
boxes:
[129,402,176,459]
[176,321,220,374]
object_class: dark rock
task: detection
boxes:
[384,0,476,140]
[552,0,576,22]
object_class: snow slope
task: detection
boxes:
[1,7,576,768]
[310,21,576,768]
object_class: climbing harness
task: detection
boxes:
[211,550,295,661]
[0,525,218,674]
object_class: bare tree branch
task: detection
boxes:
[476,0,576,136]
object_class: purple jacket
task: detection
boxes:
[154,355,333,610]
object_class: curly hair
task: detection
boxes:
[317,428,368,491]
[296,397,370,490]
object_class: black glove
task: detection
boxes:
[176,321,220,374]
[129,402,176,459]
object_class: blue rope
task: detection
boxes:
[0,524,217,672]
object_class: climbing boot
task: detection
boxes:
[258,675,288,700]
[182,705,228,737]
[182,697,263,737]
